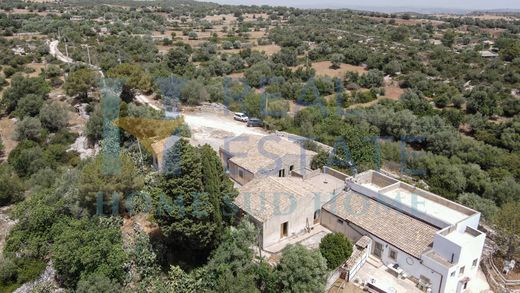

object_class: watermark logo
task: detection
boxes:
[96,75,426,219]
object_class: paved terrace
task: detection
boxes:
[353,259,421,293]
[351,170,475,226]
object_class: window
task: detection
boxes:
[289,165,294,172]
[389,249,398,261]
[238,169,244,178]
[450,271,456,277]
[337,219,344,224]
[278,169,285,177]
[459,266,465,276]
[281,222,288,238]
[472,259,478,267]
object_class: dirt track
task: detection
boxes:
[183,111,266,150]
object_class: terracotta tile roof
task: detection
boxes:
[345,236,372,270]
[355,235,372,249]
[220,134,316,174]
[234,174,344,223]
[151,136,180,169]
[323,191,437,258]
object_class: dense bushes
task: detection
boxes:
[0,164,23,206]
[52,218,127,288]
[1,75,50,114]
[276,244,328,293]
[0,257,46,292]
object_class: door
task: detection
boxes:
[281,222,288,238]
[313,209,320,224]
[374,242,383,258]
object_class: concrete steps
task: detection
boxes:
[366,254,383,268]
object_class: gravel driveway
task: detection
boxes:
[183,111,266,150]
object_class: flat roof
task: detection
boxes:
[444,229,481,246]
[234,173,344,222]
[382,186,467,225]
[323,190,438,258]
[351,170,476,226]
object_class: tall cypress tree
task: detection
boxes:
[158,140,239,255]
[200,144,224,237]
[160,139,215,251]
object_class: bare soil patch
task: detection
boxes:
[204,14,236,25]
[9,8,49,16]
[156,45,172,54]
[251,44,281,56]
[480,28,507,37]
[0,117,17,159]
[247,30,267,40]
[382,84,404,101]
[243,13,269,21]
[4,34,46,41]
[219,48,242,54]
[25,63,46,78]
[288,100,306,114]
[310,61,367,78]
[226,72,244,80]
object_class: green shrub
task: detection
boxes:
[52,218,127,288]
[76,273,121,293]
[15,258,46,284]
[0,135,4,156]
[0,164,23,206]
[0,257,46,291]
[3,66,17,78]
[0,258,17,284]
[319,232,353,269]
[352,90,377,104]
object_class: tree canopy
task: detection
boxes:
[319,232,353,269]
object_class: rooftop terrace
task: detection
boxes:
[349,171,477,227]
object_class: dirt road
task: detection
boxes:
[48,40,104,77]
[48,40,73,64]
[183,111,266,150]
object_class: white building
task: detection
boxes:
[321,170,486,293]
[233,167,348,253]
[479,50,499,58]
[219,134,316,186]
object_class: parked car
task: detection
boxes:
[247,118,263,127]
[233,112,248,122]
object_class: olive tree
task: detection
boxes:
[494,202,520,259]
[39,102,69,132]
[14,117,43,142]
[276,244,328,293]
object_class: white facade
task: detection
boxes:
[234,168,347,252]
[321,170,486,293]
